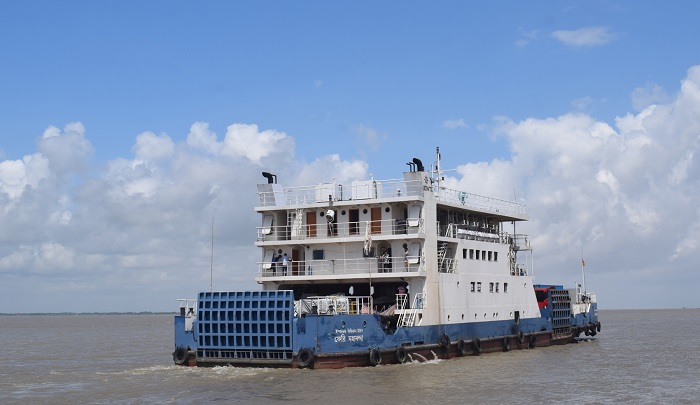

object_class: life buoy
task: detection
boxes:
[395,346,408,364]
[439,333,451,348]
[473,338,482,355]
[528,334,536,348]
[297,348,314,368]
[457,339,467,356]
[173,347,188,365]
[503,337,511,351]
[369,348,382,366]
[518,330,524,344]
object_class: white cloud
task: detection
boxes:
[132,131,174,161]
[221,123,293,164]
[3,65,700,311]
[478,65,700,308]
[37,121,93,173]
[631,83,670,111]
[0,153,50,200]
[186,122,221,155]
[442,118,467,129]
[551,26,615,47]
[296,154,368,186]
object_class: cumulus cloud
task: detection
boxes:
[221,123,293,164]
[132,131,175,161]
[452,65,700,308]
[551,26,615,47]
[3,65,700,310]
[37,122,93,173]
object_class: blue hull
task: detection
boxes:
[173,290,599,368]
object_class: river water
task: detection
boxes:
[1,309,698,404]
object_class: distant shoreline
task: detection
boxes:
[0,312,176,316]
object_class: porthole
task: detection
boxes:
[320,212,325,217]
[341,210,346,216]
[457,281,460,287]
[447,315,451,321]
[483,313,487,319]
[340,321,345,328]
[385,207,390,212]
[461,314,465,320]
[363,208,368,214]
[363,321,367,328]
[474,313,478,319]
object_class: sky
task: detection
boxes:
[1,1,699,312]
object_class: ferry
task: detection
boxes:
[173,148,600,368]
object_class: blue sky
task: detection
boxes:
[1,1,699,312]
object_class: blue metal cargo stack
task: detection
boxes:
[196,290,295,365]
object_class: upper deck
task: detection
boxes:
[256,175,528,221]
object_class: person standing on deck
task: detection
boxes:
[282,253,289,275]
[403,246,409,271]
[271,254,280,275]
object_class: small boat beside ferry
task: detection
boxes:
[173,148,600,368]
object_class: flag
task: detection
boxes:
[582,258,586,267]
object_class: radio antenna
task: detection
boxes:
[210,216,214,292]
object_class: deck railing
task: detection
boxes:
[257,218,424,242]
[295,295,373,316]
[258,179,423,207]
[435,187,526,215]
[258,179,526,216]
[258,256,424,278]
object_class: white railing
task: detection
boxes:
[257,218,424,242]
[258,257,424,277]
[258,179,424,207]
[435,187,526,215]
[295,295,373,316]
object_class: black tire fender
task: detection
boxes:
[473,338,482,355]
[456,339,467,356]
[439,333,451,348]
[369,348,382,366]
[395,346,408,364]
[173,347,188,365]
[297,348,314,368]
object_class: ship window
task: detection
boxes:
[488,251,493,261]
[494,252,498,262]
[477,282,482,292]
[476,250,480,260]
[489,282,494,293]
[470,282,475,292]
[469,249,474,259]
[463,249,467,259]
[504,282,509,293]
[495,282,500,293]
[312,250,324,260]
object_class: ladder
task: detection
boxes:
[397,293,424,327]
[290,209,304,238]
[437,241,448,272]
